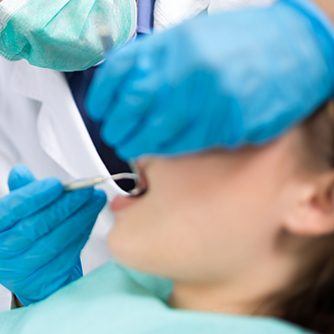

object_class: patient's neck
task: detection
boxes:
[169,281,275,316]
[169,255,297,316]
[169,282,257,315]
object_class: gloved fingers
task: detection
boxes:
[118,73,209,158]
[107,78,187,160]
[11,190,106,273]
[0,188,96,256]
[154,94,243,155]
[101,66,162,148]
[40,190,107,254]
[115,123,166,160]
[8,165,36,191]
[114,61,230,160]
[17,225,97,305]
[86,41,143,122]
[154,113,220,156]
[5,188,103,305]
[17,237,88,305]
[0,178,63,232]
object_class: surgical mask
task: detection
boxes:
[0,0,137,71]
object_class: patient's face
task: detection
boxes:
[108,129,303,283]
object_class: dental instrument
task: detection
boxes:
[63,172,144,196]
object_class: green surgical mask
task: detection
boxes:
[0,0,137,71]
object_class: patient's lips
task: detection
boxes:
[110,196,136,212]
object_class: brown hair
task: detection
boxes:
[273,101,334,334]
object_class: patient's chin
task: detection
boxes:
[107,228,155,273]
[108,228,139,266]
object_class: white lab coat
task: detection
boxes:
[0,57,119,308]
[154,0,274,30]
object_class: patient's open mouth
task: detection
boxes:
[129,162,149,197]
[110,162,149,212]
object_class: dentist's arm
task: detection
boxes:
[0,165,106,306]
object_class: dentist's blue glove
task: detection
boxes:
[0,165,107,306]
[87,0,334,160]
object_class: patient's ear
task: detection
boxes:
[284,173,334,236]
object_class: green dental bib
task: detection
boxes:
[0,262,311,334]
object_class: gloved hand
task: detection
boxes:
[87,0,334,161]
[0,165,107,306]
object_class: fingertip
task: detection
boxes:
[8,165,35,191]
[89,190,107,213]
[86,68,107,122]
[10,164,32,176]
[101,122,117,147]
[93,189,107,207]
[85,87,101,122]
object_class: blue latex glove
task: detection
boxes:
[87,0,334,160]
[0,165,107,306]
